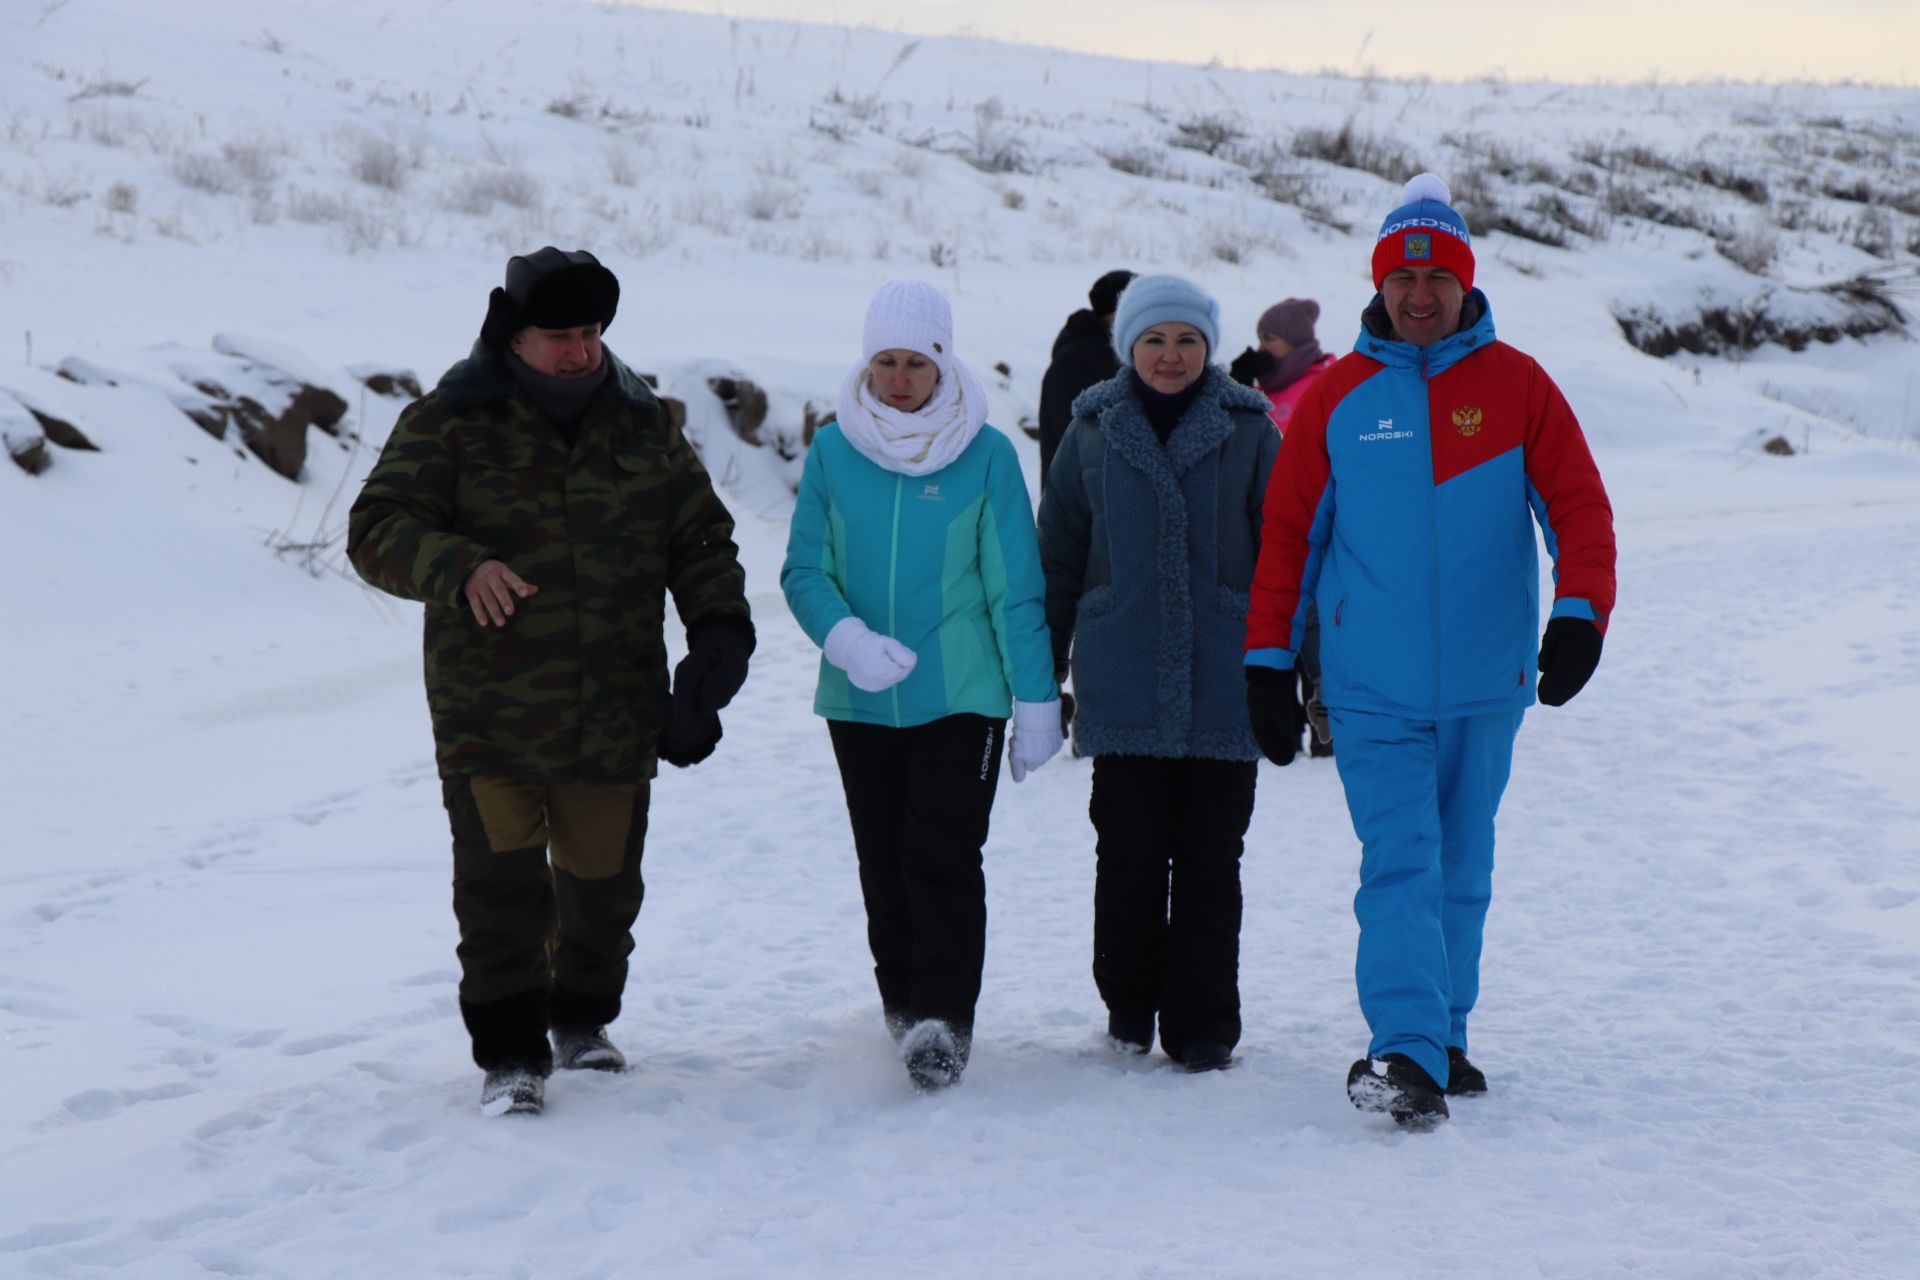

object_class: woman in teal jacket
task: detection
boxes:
[781,279,1061,1092]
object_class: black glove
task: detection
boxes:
[1536,616,1602,707]
[657,619,755,768]
[1059,690,1076,735]
[1227,346,1275,388]
[1246,666,1300,766]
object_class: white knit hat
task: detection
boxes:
[862,279,955,368]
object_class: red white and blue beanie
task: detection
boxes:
[1111,274,1222,362]
[1371,173,1475,292]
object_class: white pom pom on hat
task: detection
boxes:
[1400,173,1452,206]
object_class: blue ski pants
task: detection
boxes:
[1326,707,1525,1089]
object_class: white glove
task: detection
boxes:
[823,617,918,693]
[1008,698,1064,783]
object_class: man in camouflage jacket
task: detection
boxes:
[349,248,753,1113]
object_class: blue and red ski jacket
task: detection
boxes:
[1245,291,1616,718]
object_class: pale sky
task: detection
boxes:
[632,0,1919,85]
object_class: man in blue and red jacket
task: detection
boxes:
[1244,174,1616,1130]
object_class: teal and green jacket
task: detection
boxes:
[781,422,1056,727]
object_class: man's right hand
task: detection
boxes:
[1246,666,1300,767]
[464,560,537,627]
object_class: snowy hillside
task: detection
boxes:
[4,2,1920,1277]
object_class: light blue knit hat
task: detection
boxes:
[1111,274,1221,362]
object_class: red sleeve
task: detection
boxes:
[1523,360,1617,633]
[1246,364,1344,653]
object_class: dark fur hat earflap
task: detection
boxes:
[479,247,620,350]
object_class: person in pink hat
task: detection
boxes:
[1228,298,1341,436]
[1229,298,1342,758]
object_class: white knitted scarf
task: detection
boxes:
[834,356,990,477]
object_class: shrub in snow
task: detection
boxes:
[1171,113,1244,157]
[742,179,802,222]
[962,98,1027,175]
[605,146,639,188]
[444,168,544,216]
[1103,147,1167,179]
[1718,221,1780,274]
[1849,207,1895,260]
[221,139,284,184]
[1290,119,1416,182]
[171,151,240,196]
[350,134,417,192]
[674,190,736,235]
[285,187,352,225]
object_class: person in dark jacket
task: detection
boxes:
[1038,269,1135,489]
[348,248,754,1116]
[1039,270,1135,747]
[1039,274,1280,1073]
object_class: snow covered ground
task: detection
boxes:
[4,2,1919,1277]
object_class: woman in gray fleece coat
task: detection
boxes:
[1038,274,1280,1073]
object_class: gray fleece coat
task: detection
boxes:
[1038,366,1281,760]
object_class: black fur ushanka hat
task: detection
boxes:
[480,246,620,350]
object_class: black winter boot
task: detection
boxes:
[901,1019,969,1091]
[1446,1046,1488,1096]
[1172,1041,1234,1073]
[552,1026,627,1072]
[1106,1009,1154,1056]
[1347,1054,1449,1131]
[480,1065,546,1116]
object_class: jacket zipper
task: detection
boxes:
[1422,348,1443,711]
[888,472,903,728]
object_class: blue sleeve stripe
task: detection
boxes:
[1550,598,1597,622]
[1526,477,1561,583]
[1245,648,1296,671]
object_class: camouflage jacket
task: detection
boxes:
[348,341,751,783]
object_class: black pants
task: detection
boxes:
[442,776,650,1071]
[1089,755,1257,1056]
[828,714,1004,1036]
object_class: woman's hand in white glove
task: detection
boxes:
[823,617,918,693]
[1008,698,1064,782]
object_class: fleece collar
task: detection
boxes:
[1355,288,1495,378]
[433,338,661,417]
[1071,364,1270,481]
